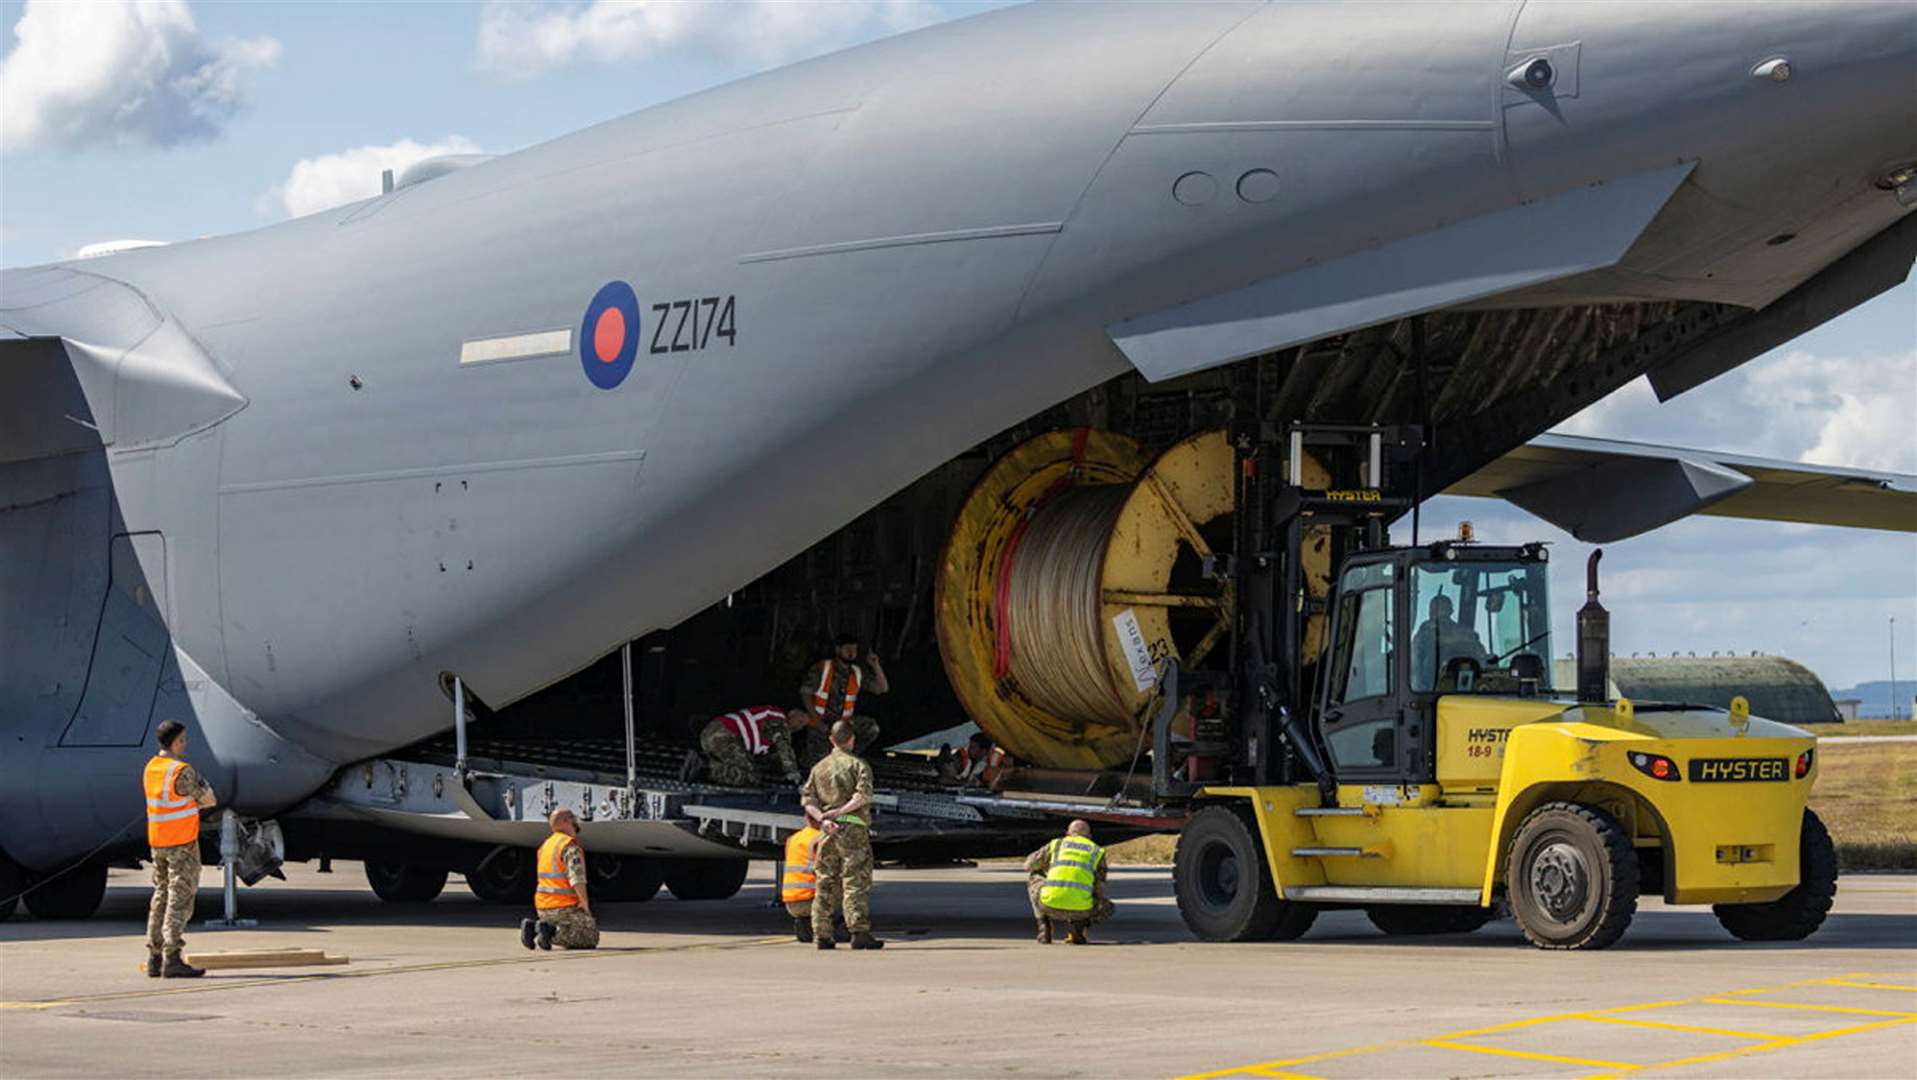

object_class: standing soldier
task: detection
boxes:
[143,719,216,978]
[1023,819,1114,945]
[799,633,887,761]
[683,705,806,786]
[520,809,599,951]
[801,721,883,950]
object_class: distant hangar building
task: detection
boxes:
[1553,655,1840,725]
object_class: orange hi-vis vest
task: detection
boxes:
[143,755,199,848]
[718,706,786,754]
[781,826,821,904]
[811,659,861,721]
[535,833,582,910]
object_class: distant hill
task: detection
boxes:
[1827,680,1915,719]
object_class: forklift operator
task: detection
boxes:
[1410,594,1488,689]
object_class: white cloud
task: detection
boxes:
[474,0,943,81]
[260,137,483,219]
[0,0,280,153]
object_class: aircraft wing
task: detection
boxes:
[1445,433,1917,542]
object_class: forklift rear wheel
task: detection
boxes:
[465,846,536,904]
[21,860,108,921]
[595,856,666,902]
[1175,806,1316,941]
[1365,903,1493,937]
[364,861,448,903]
[1506,801,1638,950]
[662,858,749,901]
[1712,809,1837,942]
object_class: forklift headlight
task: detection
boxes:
[1795,748,1814,778]
[1629,751,1680,782]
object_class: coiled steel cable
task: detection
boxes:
[1004,485,1134,725]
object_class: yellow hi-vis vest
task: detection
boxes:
[535,833,582,910]
[1039,835,1103,912]
[143,755,199,848]
[782,826,820,903]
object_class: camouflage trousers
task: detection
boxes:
[537,906,600,949]
[147,843,201,956]
[1027,878,1115,926]
[811,826,873,936]
[785,899,812,919]
[698,725,760,787]
[799,716,881,769]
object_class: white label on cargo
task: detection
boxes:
[1113,608,1156,691]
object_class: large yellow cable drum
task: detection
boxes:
[938,428,1336,770]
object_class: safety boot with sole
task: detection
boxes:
[535,922,556,951]
[1067,924,1089,945]
[849,931,885,950]
[794,917,814,943]
[161,956,205,979]
[519,918,537,951]
[1036,918,1052,944]
[816,936,836,950]
[145,952,162,977]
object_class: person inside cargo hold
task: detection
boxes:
[1024,819,1113,945]
[521,808,598,951]
[939,731,1011,788]
[798,633,886,763]
[681,705,807,787]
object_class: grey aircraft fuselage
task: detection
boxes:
[2,1,1913,871]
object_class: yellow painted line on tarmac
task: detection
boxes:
[1583,1016,1917,1080]
[1576,1014,1783,1040]
[1424,1039,1637,1070]
[0,935,789,1012]
[1827,980,1917,992]
[1704,997,1917,1018]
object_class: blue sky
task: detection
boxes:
[3,0,1913,693]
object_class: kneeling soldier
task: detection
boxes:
[521,809,599,950]
[690,705,806,787]
[1025,819,1114,945]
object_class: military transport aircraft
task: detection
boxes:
[3,1,1913,917]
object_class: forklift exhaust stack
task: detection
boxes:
[1577,550,1610,703]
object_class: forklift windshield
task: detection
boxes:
[1409,560,1553,694]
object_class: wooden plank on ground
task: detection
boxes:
[181,949,350,970]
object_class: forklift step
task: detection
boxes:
[1284,886,1482,905]
[1294,807,1367,817]
[1291,846,1383,858]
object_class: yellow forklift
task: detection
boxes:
[1162,426,1835,950]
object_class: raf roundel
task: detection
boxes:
[579,280,640,390]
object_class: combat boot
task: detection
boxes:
[1067,923,1089,945]
[535,922,556,951]
[794,917,814,943]
[849,931,885,950]
[1036,917,1052,944]
[161,954,205,979]
[520,917,537,951]
[816,935,835,950]
[145,951,162,977]
[832,919,851,943]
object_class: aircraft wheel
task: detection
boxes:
[364,861,448,903]
[1507,801,1637,950]
[662,858,749,901]
[465,847,535,905]
[0,850,27,922]
[1366,903,1493,936]
[22,860,109,921]
[1175,805,1313,941]
[594,856,665,902]
[1713,809,1838,942]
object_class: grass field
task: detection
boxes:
[1799,720,1917,738]
[1107,740,1917,869]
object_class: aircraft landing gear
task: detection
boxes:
[21,860,109,921]
[465,846,535,905]
[0,850,26,922]
[364,860,449,903]
[661,858,748,901]
[594,855,665,902]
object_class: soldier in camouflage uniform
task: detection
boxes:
[798,635,886,768]
[143,719,216,978]
[694,706,805,787]
[521,809,600,950]
[801,721,883,950]
[1024,819,1115,945]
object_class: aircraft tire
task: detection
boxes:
[465,846,536,905]
[1174,805,1296,942]
[364,861,448,903]
[594,856,665,902]
[0,850,26,922]
[22,860,108,921]
[1366,903,1493,936]
[1712,809,1838,942]
[1507,801,1637,950]
[662,858,749,901]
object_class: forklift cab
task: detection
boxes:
[1313,542,1554,786]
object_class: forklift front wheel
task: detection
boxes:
[1175,806,1317,942]
[1506,801,1638,950]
